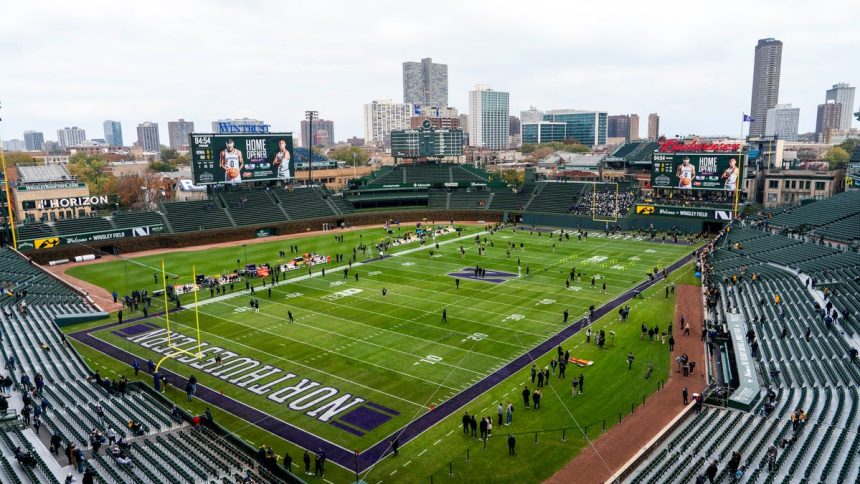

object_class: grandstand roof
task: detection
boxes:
[538,152,604,168]
[17,164,76,184]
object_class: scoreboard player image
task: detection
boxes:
[722,157,739,191]
[676,156,696,189]
[272,139,291,181]
[220,139,244,184]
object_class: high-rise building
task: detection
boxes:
[103,120,123,146]
[23,131,45,151]
[815,101,842,143]
[647,113,660,140]
[509,116,522,147]
[764,104,799,141]
[825,83,856,131]
[300,119,335,148]
[402,57,448,108]
[521,122,568,144]
[629,114,640,141]
[136,121,161,152]
[363,100,412,146]
[607,115,631,140]
[749,38,783,137]
[468,85,510,149]
[167,119,195,149]
[2,139,25,152]
[57,127,86,148]
[541,110,607,147]
[520,107,544,124]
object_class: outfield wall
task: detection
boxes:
[522,212,711,233]
[24,209,505,264]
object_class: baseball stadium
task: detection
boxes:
[0,139,859,484]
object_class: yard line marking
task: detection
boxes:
[402,460,412,467]
[446,430,454,436]
[433,439,442,446]
[389,470,398,476]
[324,480,335,484]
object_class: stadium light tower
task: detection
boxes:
[305,110,318,186]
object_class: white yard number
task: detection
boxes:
[538,298,556,305]
[503,314,525,322]
[284,292,303,299]
[233,306,253,313]
[367,271,382,277]
[420,355,443,365]
[401,262,415,266]
[329,281,344,287]
[465,333,488,342]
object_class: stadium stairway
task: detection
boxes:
[627,225,860,483]
[0,248,291,483]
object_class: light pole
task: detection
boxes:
[352,152,357,179]
[305,110,318,186]
[242,244,248,268]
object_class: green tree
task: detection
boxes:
[823,146,850,168]
[68,152,114,193]
[160,148,179,163]
[149,159,177,172]
[326,146,369,166]
[521,141,589,155]
[837,138,858,157]
[1,152,40,166]
[500,169,525,186]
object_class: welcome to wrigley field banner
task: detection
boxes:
[635,204,733,221]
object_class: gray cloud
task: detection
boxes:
[1,0,857,143]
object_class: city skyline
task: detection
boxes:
[0,0,858,145]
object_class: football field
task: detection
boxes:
[63,224,696,477]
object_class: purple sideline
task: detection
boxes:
[69,251,694,472]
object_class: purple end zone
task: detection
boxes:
[449,268,518,284]
[365,401,400,416]
[340,406,393,431]
[116,323,157,337]
[330,421,364,437]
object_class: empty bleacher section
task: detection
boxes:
[448,191,490,210]
[485,189,530,212]
[524,182,587,213]
[815,213,860,243]
[768,189,860,232]
[52,217,114,237]
[628,225,860,483]
[0,248,288,482]
[16,224,56,242]
[274,187,338,219]
[360,163,491,188]
[161,199,235,233]
[218,190,288,225]
[110,211,167,231]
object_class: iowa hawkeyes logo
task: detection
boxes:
[636,206,655,215]
[34,237,60,249]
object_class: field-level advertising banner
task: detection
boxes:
[651,152,744,191]
[635,205,733,221]
[190,133,294,185]
[18,225,166,251]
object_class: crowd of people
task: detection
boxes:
[566,190,638,217]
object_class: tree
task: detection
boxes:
[837,138,858,158]
[149,159,177,172]
[521,141,589,155]
[326,146,369,166]
[500,169,525,186]
[823,146,850,168]
[1,152,39,166]
[106,173,165,209]
[160,148,179,163]
[68,153,114,193]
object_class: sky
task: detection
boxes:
[1,0,858,145]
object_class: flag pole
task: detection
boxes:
[733,114,744,219]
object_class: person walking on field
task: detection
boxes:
[522,386,531,408]
[441,308,447,323]
[683,386,689,405]
[627,352,635,370]
[507,434,516,455]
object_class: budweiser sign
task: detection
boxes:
[658,140,740,153]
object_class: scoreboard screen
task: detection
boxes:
[651,152,744,191]
[190,133,294,185]
[390,120,464,158]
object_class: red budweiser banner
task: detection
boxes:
[658,139,741,153]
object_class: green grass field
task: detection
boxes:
[63,224,700,482]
